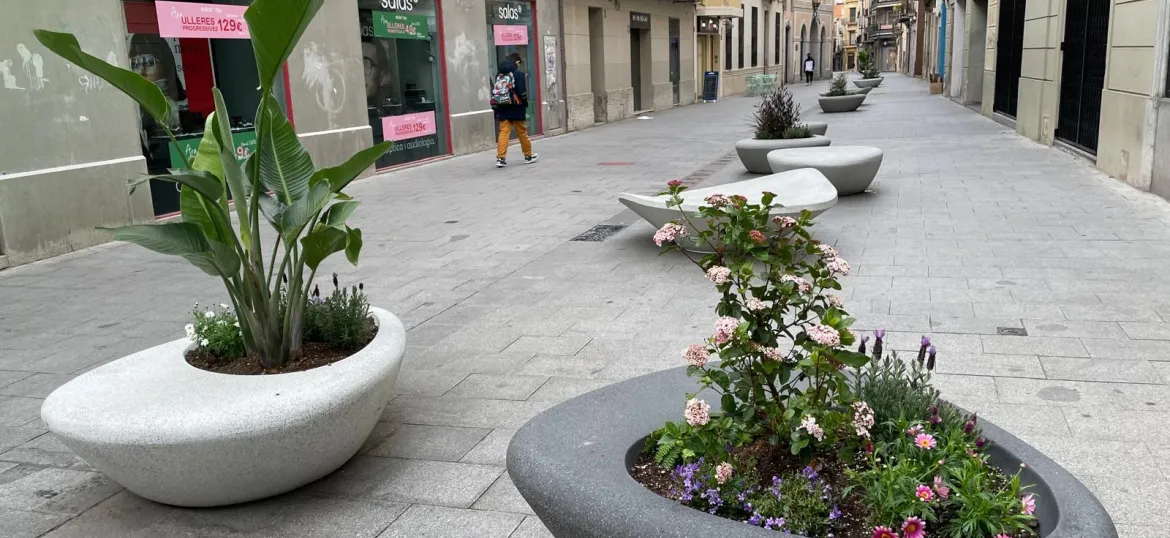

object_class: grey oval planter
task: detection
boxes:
[854,77,883,88]
[734,135,832,174]
[802,122,828,136]
[818,93,866,113]
[768,145,884,196]
[854,86,874,95]
[508,366,1117,538]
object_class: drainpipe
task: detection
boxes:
[557,0,569,131]
[937,0,945,78]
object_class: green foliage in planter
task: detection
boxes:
[782,126,812,140]
[34,0,392,368]
[827,73,850,97]
[187,303,246,360]
[859,51,882,80]
[752,87,807,140]
[304,275,373,351]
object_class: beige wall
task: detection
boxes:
[1013,0,1060,143]
[1097,0,1159,188]
[563,0,695,130]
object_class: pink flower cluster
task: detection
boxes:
[712,316,739,345]
[807,324,841,347]
[714,462,734,484]
[826,257,851,276]
[653,222,687,247]
[828,295,844,308]
[852,401,875,438]
[705,265,731,285]
[800,415,825,441]
[780,274,813,294]
[762,346,784,362]
[744,297,767,311]
[749,230,767,244]
[816,244,839,258]
[773,216,797,228]
[683,344,709,367]
[684,398,710,426]
[704,194,730,207]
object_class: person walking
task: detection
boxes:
[491,53,538,168]
[804,53,815,85]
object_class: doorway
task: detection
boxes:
[631,29,644,110]
[669,18,681,105]
[1056,0,1110,153]
[589,7,606,123]
[992,0,1025,117]
[629,12,651,112]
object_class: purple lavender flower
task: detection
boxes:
[976,436,987,448]
[917,336,931,364]
[927,344,937,370]
[859,335,870,354]
[829,505,842,520]
[764,517,786,530]
[872,329,886,358]
[802,465,819,482]
[747,513,763,526]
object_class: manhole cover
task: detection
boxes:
[997,327,1028,336]
[571,224,628,242]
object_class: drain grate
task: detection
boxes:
[997,327,1028,336]
[571,224,628,242]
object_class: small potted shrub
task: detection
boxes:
[855,50,884,89]
[734,88,832,174]
[36,0,407,508]
[819,73,867,113]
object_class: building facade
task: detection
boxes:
[0,0,565,267]
[786,0,835,82]
[943,0,1170,200]
[861,0,903,71]
[835,0,861,70]
[562,0,697,131]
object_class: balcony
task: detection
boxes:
[871,0,902,9]
[696,0,741,18]
[865,23,897,41]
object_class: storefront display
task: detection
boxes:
[487,0,539,137]
[359,0,448,169]
[123,0,270,217]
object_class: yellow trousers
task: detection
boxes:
[497,120,533,159]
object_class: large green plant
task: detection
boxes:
[34,0,391,368]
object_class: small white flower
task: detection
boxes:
[184,324,195,339]
[219,303,230,309]
[233,321,240,328]
[205,311,216,318]
[199,338,209,347]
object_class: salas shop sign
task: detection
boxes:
[156,1,249,39]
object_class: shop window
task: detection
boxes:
[751,8,758,67]
[737,7,744,69]
[487,1,540,137]
[359,0,449,169]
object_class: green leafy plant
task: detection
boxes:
[304,274,373,351]
[859,50,881,79]
[783,126,812,140]
[828,73,850,96]
[751,87,807,140]
[186,303,246,360]
[34,0,391,368]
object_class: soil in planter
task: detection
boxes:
[185,319,378,375]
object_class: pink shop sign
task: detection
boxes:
[493,25,529,46]
[383,112,438,141]
[156,1,250,39]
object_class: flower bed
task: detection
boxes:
[508,183,1115,538]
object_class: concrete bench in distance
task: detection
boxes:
[618,168,838,251]
[767,146,883,196]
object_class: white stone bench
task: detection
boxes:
[618,169,838,250]
[767,146,883,196]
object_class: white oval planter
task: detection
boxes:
[818,93,867,113]
[854,77,883,88]
[767,145,884,196]
[41,307,406,507]
[734,135,832,174]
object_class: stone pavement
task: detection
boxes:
[1,74,1169,537]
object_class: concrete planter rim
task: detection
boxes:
[507,366,1117,538]
[817,93,866,113]
[854,77,883,89]
[734,135,833,174]
[41,306,406,507]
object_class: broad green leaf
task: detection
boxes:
[180,185,232,243]
[212,89,252,248]
[321,201,360,228]
[33,30,169,126]
[244,0,325,91]
[300,226,348,270]
[191,115,225,181]
[257,192,286,230]
[280,181,331,244]
[156,171,224,202]
[208,240,241,278]
[257,99,314,205]
[345,227,362,265]
[835,350,871,368]
[310,141,392,193]
[98,223,220,276]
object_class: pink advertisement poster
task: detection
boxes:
[156,1,250,39]
[383,112,438,142]
[493,25,529,46]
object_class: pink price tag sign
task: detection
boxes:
[493,25,529,46]
[156,1,250,39]
[382,112,437,142]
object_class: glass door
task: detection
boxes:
[488,1,539,136]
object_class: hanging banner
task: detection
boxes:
[373,11,430,40]
[155,1,250,39]
[493,25,529,45]
[383,112,437,141]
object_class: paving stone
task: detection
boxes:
[1059,304,1164,323]
[0,371,32,391]
[930,317,1023,335]
[1121,322,1170,341]
[301,455,397,498]
[930,374,1000,407]
[382,396,555,430]
[972,302,1066,319]
[1081,475,1170,527]
[0,397,41,427]
[358,422,403,455]
[461,429,516,466]
[526,377,610,403]
[0,433,90,471]
[980,335,1089,357]
[993,377,1119,408]
[1040,357,1164,384]
[369,424,490,462]
[1114,524,1170,538]
[964,403,1072,442]
[436,352,536,374]
[44,490,406,538]
[1022,436,1158,480]
[0,466,121,516]
[503,336,592,356]
[0,507,69,538]
[370,459,502,508]
[1082,338,1170,361]
[930,352,1046,379]
[393,370,469,396]
[0,374,74,399]
[471,474,534,515]
[1064,407,1170,445]
[967,278,1050,291]
[0,428,43,454]
[510,516,555,538]
[377,504,523,538]
[447,374,549,401]
[1022,319,1127,339]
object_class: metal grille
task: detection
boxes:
[571,224,628,242]
[1056,0,1110,153]
[992,0,1026,117]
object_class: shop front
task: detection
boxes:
[123,0,280,217]
[358,0,450,169]
[487,0,541,137]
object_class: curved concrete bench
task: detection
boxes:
[768,146,883,196]
[618,168,838,251]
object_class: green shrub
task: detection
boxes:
[304,274,373,350]
[782,126,812,139]
[828,73,849,97]
[187,303,246,360]
[752,87,806,140]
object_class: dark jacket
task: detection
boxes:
[493,61,528,121]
